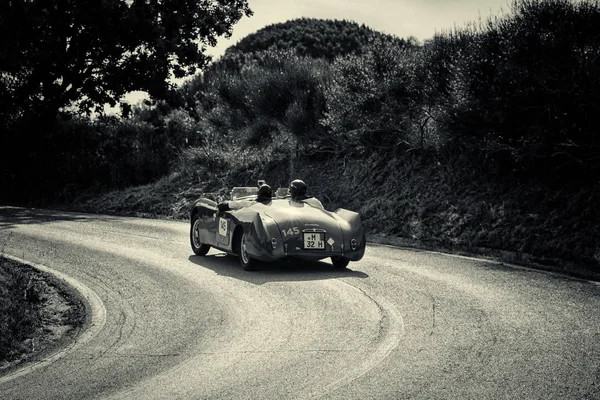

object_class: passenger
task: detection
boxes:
[256,184,273,203]
[218,183,272,212]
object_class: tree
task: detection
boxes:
[0,0,252,121]
[199,49,329,147]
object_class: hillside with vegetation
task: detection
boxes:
[2,1,600,273]
[224,18,404,60]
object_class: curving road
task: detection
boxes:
[0,206,599,399]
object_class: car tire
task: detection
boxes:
[331,256,350,269]
[190,214,210,256]
[238,230,258,271]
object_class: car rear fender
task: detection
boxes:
[333,208,361,230]
[333,208,366,261]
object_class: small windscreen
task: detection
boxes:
[231,187,257,200]
[275,187,290,199]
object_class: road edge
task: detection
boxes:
[367,233,600,284]
[0,254,107,384]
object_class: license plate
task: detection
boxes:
[303,232,325,249]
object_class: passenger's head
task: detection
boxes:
[257,184,272,201]
[289,179,307,201]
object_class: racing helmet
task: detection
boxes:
[257,184,272,200]
[289,179,307,201]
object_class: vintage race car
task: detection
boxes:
[190,185,366,270]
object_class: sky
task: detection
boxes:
[117,0,511,109]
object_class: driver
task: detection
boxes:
[289,179,308,201]
[289,179,323,208]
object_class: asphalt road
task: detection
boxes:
[0,206,599,399]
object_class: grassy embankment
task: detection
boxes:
[72,147,600,281]
[0,251,85,373]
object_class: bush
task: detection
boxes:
[439,0,600,183]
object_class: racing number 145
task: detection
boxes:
[281,227,300,237]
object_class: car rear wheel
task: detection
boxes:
[190,214,210,256]
[238,231,258,271]
[331,256,350,269]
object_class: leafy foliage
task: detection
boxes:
[324,36,422,154]
[0,0,252,120]
[193,50,330,157]
[0,0,252,202]
[225,18,381,60]
[205,18,408,76]
[439,0,600,182]
[1,110,196,203]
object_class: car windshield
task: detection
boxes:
[275,187,289,199]
[231,187,257,200]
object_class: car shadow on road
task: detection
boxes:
[188,253,369,285]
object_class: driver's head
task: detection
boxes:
[257,184,272,201]
[289,179,307,201]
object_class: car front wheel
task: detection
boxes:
[190,214,210,256]
[331,256,350,269]
[238,231,258,271]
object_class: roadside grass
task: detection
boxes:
[71,172,209,221]
[0,253,44,366]
[72,173,190,220]
[0,251,85,371]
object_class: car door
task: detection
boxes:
[216,213,232,247]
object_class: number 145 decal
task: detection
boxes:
[281,227,299,236]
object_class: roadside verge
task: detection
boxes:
[0,254,106,383]
[367,233,600,283]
